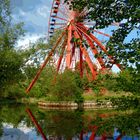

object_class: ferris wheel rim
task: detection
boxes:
[48,0,122,38]
[48,0,69,38]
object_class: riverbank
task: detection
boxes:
[38,100,113,110]
[1,94,140,110]
[16,94,140,110]
[16,97,113,109]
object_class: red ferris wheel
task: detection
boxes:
[26,0,121,93]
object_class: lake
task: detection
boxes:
[0,104,139,140]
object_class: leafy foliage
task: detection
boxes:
[0,50,24,93]
[26,66,56,98]
[116,67,140,94]
[111,96,140,110]
[0,0,25,96]
[65,0,140,67]
[0,0,24,49]
[49,70,84,103]
[89,70,117,95]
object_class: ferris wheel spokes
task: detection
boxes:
[76,23,121,70]
[56,36,67,72]
[26,0,122,93]
[26,31,66,93]
[73,29,97,79]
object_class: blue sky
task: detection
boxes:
[11,0,53,48]
[11,0,52,36]
[11,0,139,45]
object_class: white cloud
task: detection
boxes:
[16,34,46,49]
[37,5,50,18]
[12,1,51,34]
[19,9,26,16]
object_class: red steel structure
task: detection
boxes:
[26,108,123,140]
[26,108,47,140]
[26,0,122,93]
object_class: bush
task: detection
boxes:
[0,50,24,93]
[89,71,118,95]
[25,66,56,98]
[117,67,140,94]
[111,96,140,110]
[49,70,84,103]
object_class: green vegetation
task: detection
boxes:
[0,1,139,139]
[65,0,140,67]
[0,0,139,106]
[47,70,84,103]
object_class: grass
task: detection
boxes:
[2,89,138,105]
[83,89,133,101]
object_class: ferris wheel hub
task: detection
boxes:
[25,0,122,93]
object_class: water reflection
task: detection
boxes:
[26,108,47,140]
[0,104,139,140]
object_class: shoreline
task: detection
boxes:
[38,100,113,110]
[0,98,114,109]
[0,95,139,110]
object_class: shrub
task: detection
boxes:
[49,70,84,103]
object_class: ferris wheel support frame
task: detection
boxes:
[26,0,122,93]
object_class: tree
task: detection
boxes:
[117,67,140,94]
[0,0,24,49]
[0,50,23,92]
[65,0,140,68]
[49,70,84,103]
[0,0,25,94]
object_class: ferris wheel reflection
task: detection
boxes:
[26,108,135,140]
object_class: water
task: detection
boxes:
[0,104,139,140]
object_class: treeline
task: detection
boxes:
[0,54,140,102]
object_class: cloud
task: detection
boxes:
[37,5,50,18]
[11,0,52,34]
[17,34,46,49]
[11,0,44,12]
[19,9,26,16]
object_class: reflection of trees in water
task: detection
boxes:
[0,104,25,125]
[29,108,140,139]
[0,104,26,138]
[34,109,84,139]
[0,121,2,137]
[89,110,140,136]
[0,104,37,131]
[0,104,140,139]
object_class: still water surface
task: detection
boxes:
[0,104,139,140]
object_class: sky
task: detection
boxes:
[11,0,139,46]
[11,0,52,47]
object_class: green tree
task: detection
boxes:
[0,50,24,93]
[65,0,140,68]
[25,66,56,98]
[49,70,84,103]
[117,67,140,94]
[0,0,24,49]
[0,0,25,95]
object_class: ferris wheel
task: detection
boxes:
[26,0,121,93]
